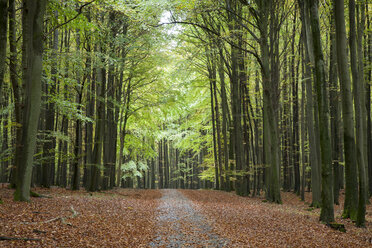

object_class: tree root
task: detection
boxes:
[327,222,346,232]
[30,191,52,198]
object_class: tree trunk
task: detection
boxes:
[0,0,8,98]
[366,5,372,197]
[164,139,169,188]
[349,0,366,227]
[14,0,47,201]
[89,44,105,192]
[158,139,163,189]
[299,0,321,208]
[257,0,281,203]
[8,0,20,188]
[334,0,359,220]
[219,49,230,191]
[356,1,368,200]
[209,69,219,190]
[151,157,155,189]
[300,45,306,201]
[83,9,93,189]
[231,42,246,196]
[329,8,340,205]
[291,9,300,195]
[213,67,224,190]
[71,94,82,190]
[41,14,58,188]
[308,0,334,223]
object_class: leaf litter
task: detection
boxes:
[1,187,372,247]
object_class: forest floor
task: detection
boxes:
[0,186,372,247]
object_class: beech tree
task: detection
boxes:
[0,0,370,228]
[14,0,47,201]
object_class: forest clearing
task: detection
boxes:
[0,0,372,246]
[1,187,372,247]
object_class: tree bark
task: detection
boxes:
[299,0,321,208]
[291,9,300,195]
[349,0,366,227]
[308,0,334,223]
[89,43,105,192]
[334,0,359,220]
[14,0,47,201]
[219,48,230,192]
[0,0,8,98]
[366,3,372,197]
[256,0,281,203]
[41,12,58,188]
[328,8,340,205]
[209,64,219,190]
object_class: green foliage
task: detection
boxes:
[53,98,94,123]
[121,160,148,180]
[171,162,193,182]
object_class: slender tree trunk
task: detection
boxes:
[366,5,372,197]
[71,92,83,190]
[231,42,246,195]
[89,45,105,192]
[0,0,8,98]
[164,139,169,188]
[83,50,93,189]
[290,9,300,195]
[209,70,219,190]
[299,0,321,208]
[356,1,368,201]
[282,46,290,191]
[334,0,359,220]
[83,9,93,188]
[104,12,118,189]
[41,14,58,188]
[242,84,251,194]
[8,0,20,188]
[308,0,334,223]
[213,70,224,190]
[158,139,163,189]
[238,42,249,196]
[357,2,368,200]
[329,9,340,205]
[257,0,281,203]
[180,153,185,189]
[349,0,366,227]
[151,157,155,189]
[219,49,230,191]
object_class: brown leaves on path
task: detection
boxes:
[2,187,372,247]
[0,187,161,248]
[183,190,372,248]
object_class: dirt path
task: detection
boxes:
[149,189,228,247]
[183,190,372,247]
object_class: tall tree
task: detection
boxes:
[328,6,340,205]
[349,0,366,227]
[0,0,7,98]
[308,0,334,223]
[14,0,47,201]
[41,11,58,188]
[255,0,281,203]
[298,0,321,207]
[333,0,359,220]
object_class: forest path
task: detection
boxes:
[149,189,228,247]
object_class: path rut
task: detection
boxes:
[149,189,228,248]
